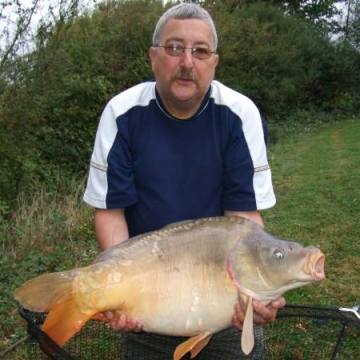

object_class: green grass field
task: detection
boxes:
[265,119,360,307]
[1,118,359,359]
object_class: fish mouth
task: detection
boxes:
[304,250,326,280]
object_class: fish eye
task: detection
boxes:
[273,250,285,260]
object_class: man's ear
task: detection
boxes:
[213,53,219,68]
[149,47,156,68]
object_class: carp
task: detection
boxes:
[14,216,325,359]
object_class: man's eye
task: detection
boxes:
[168,45,183,52]
[193,48,210,56]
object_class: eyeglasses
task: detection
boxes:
[155,44,216,60]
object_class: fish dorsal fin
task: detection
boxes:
[173,332,212,360]
[241,296,255,355]
[161,219,194,230]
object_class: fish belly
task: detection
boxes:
[111,263,238,336]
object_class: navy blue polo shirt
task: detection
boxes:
[83,80,275,237]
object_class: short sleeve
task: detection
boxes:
[83,100,138,209]
[222,94,276,211]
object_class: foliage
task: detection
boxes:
[212,2,360,118]
[0,0,359,217]
[0,0,162,214]
[208,0,345,31]
[277,0,343,31]
[344,0,360,50]
[0,172,97,357]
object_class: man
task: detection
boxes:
[83,3,285,359]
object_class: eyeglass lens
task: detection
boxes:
[161,45,214,60]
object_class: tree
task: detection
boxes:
[0,0,92,76]
[0,0,161,210]
[206,0,345,31]
[211,2,359,116]
[0,0,88,210]
[343,0,360,49]
[0,0,40,74]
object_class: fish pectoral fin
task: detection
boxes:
[188,333,212,358]
[241,296,255,355]
[42,294,93,348]
[173,332,212,360]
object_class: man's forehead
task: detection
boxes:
[160,18,213,45]
[163,36,210,46]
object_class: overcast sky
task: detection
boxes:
[0,1,351,52]
[0,0,96,50]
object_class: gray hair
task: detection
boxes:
[152,3,218,51]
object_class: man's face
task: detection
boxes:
[149,19,219,118]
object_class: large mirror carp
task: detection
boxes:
[14,216,325,359]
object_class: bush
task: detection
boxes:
[0,0,359,215]
[212,2,360,118]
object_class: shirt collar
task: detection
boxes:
[155,85,211,121]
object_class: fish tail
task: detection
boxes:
[14,271,76,312]
[14,271,93,347]
[42,293,92,346]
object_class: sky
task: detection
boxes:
[0,0,351,53]
[0,0,96,51]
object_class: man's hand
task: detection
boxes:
[232,297,286,329]
[104,311,143,332]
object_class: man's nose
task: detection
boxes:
[180,49,194,67]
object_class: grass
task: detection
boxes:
[265,315,359,359]
[264,118,360,307]
[1,118,359,358]
[0,177,98,359]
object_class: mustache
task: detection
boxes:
[172,69,197,82]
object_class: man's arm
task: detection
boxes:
[224,210,264,228]
[94,208,143,332]
[94,208,129,251]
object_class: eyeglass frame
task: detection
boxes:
[154,44,217,60]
